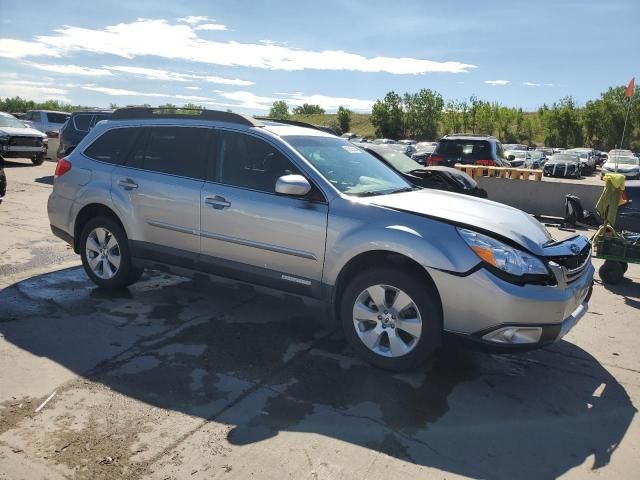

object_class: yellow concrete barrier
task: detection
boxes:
[454,164,542,181]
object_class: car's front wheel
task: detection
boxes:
[340,267,442,371]
[32,153,45,166]
[80,216,143,289]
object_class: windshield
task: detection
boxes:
[609,156,638,165]
[0,114,27,129]
[284,135,411,196]
[374,148,422,173]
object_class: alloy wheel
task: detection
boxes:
[352,284,422,358]
[85,227,121,279]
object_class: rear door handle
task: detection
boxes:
[117,178,138,190]
[204,195,231,210]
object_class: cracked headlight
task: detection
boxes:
[457,228,549,279]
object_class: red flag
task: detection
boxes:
[625,77,635,98]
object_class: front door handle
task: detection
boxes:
[205,195,231,210]
[117,178,138,190]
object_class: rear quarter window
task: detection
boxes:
[84,128,140,165]
[72,114,92,132]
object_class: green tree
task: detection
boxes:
[369,91,404,139]
[269,100,290,119]
[540,97,583,148]
[403,89,443,139]
[337,106,352,133]
[292,103,325,115]
[583,85,640,150]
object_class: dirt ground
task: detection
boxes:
[1,158,639,480]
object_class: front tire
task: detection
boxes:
[340,267,442,371]
[32,154,45,166]
[80,216,143,289]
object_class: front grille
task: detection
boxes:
[547,243,591,284]
[9,136,43,147]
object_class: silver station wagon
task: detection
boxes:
[48,108,594,371]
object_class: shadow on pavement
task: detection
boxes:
[0,266,636,479]
[600,277,640,310]
[34,175,54,185]
[0,159,34,168]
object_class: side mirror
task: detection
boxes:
[275,174,311,196]
[508,154,516,161]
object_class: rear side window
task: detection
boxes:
[73,114,92,132]
[437,140,492,161]
[139,127,209,179]
[47,113,70,124]
[84,128,139,165]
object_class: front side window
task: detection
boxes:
[84,128,140,165]
[140,127,209,179]
[285,135,411,196]
[217,131,300,193]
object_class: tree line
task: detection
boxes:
[2,83,638,150]
[368,85,639,150]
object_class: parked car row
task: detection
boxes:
[46,107,594,371]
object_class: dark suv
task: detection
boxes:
[428,134,510,168]
[57,110,113,159]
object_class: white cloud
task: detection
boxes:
[194,23,227,31]
[177,16,210,25]
[81,85,214,103]
[0,80,70,102]
[0,18,477,75]
[544,83,554,87]
[523,82,541,87]
[24,62,112,76]
[0,38,59,59]
[184,86,200,91]
[102,65,254,86]
[484,80,510,86]
[217,90,374,112]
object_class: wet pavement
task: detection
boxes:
[1,161,640,480]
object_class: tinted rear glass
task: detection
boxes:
[437,140,492,161]
[46,113,70,124]
[140,127,209,179]
[84,128,139,165]
[73,114,92,132]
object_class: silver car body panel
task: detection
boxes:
[48,117,594,342]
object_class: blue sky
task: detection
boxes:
[0,0,637,113]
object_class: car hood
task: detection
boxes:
[366,189,552,255]
[0,126,46,137]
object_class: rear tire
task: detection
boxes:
[32,154,45,166]
[79,216,143,289]
[340,267,442,371]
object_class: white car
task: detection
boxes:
[601,155,640,179]
[0,112,48,165]
[565,148,597,175]
[24,110,70,134]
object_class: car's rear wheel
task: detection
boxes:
[31,154,45,166]
[80,216,143,289]
[340,267,442,371]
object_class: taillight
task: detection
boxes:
[476,159,496,166]
[427,154,444,166]
[55,158,72,177]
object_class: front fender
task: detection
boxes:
[322,202,480,286]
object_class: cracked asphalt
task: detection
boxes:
[1,159,640,480]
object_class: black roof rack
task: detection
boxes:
[111,107,262,127]
[253,116,321,130]
[444,133,496,139]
